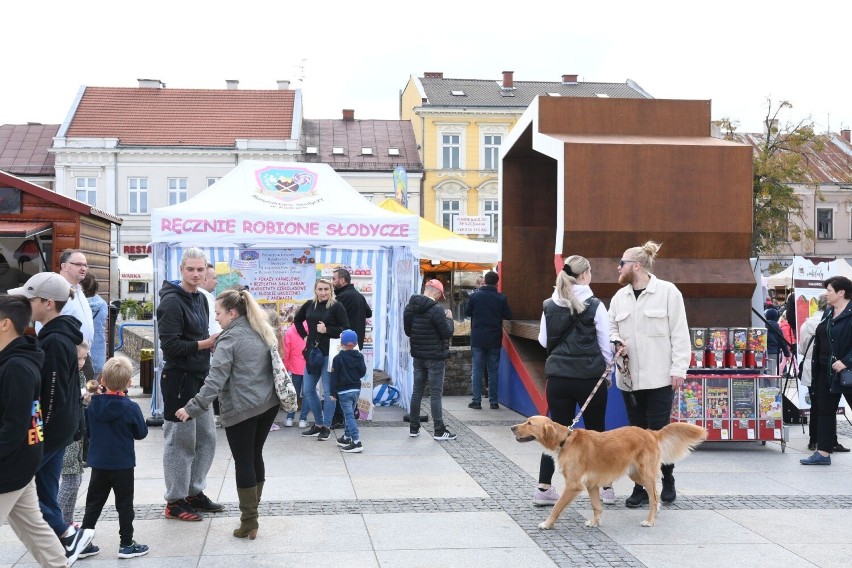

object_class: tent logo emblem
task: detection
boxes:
[255,167,319,201]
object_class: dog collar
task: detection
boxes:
[559,431,571,448]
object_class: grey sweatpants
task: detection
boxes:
[163,408,216,502]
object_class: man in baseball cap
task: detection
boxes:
[424,279,445,300]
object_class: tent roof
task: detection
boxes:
[767,258,852,288]
[151,162,417,250]
[378,199,497,264]
[117,256,153,280]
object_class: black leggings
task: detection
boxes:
[224,404,279,488]
[538,377,608,485]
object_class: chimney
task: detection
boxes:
[137,78,164,89]
[424,72,443,79]
[225,79,239,90]
[502,71,514,89]
[842,129,851,143]
[562,74,578,84]
[342,109,355,121]
[277,80,290,90]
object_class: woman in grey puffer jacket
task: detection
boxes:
[176,289,279,540]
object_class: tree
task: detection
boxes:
[717,99,822,256]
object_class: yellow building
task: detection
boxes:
[400,71,652,241]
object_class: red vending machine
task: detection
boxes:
[689,328,707,368]
[747,328,767,369]
[707,328,728,369]
[731,378,757,440]
[757,376,783,441]
[704,377,730,440]
[728,328,749,368]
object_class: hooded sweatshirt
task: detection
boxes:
[0,335,46,493]
[38,315,83,452]
[157,280,211,375]
[86,393,148,470]
[330,348,367,396]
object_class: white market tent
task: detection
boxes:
[767,258,852,288]
[148,161,421,416]
[117,256,153,280]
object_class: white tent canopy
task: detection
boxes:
[117,256,153,281]
[767,258,852,288]
[151,161,418,249]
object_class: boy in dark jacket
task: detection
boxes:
[403,279,455,440]
[0,295,68,567]
[9,272,94,563]
[330,329,367,453]
[157,248,221,521]
[81,357,150,558]
[465,271,512,409]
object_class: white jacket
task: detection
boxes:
[608,275,691,391]
[797,312,824,387]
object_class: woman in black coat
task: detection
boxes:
[801,276,852,466]
[294,278,349,441]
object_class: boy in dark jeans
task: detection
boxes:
[81,357,149,558]
[330,329,367,453]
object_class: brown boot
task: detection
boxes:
[233,486,258,539]
[256,480,264,504]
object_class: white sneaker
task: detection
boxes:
[285,417,293,427]
[298,420,307,428]
[532,486,560,506]
[600,486,616,505]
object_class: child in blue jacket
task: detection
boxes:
[330,330,367,453]
[80,357,149,559]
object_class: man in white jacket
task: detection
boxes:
[609,241,690,507]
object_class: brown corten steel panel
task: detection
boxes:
[538,97,711,137]
[502,155,557,320]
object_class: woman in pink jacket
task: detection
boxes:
[284,321,310,427]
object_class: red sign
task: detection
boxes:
[123,244,152,254]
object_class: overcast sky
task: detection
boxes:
[3,1,850,134]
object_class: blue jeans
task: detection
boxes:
[337,390,361,442]
[471,346,501,404]
[303,358,334,427]
[410,358,446,431]
[286,373,310,422]
[35,447,69,536]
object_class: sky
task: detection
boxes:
[3,1,851,134]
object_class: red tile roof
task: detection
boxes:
[65,87,296,147]
[0,124,59,176]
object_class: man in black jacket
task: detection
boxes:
[0,295,68,567]
[330,268,373,428]
[9,272,94,563]
[403,279,455,440]
[157,248,221,522]
[465,271,512,409]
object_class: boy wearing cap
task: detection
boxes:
[330,329,367,453]
[403,279,456,440]
[0,294,68,567]
[8,272,94,563]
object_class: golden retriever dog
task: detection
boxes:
[511,416,706,529]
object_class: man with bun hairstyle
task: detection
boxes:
[608,241,690,507]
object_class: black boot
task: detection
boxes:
[625,484,649,508]
[661,464,676,503]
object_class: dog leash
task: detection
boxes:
[567,345,626,433]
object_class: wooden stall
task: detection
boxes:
[0,170,121,298]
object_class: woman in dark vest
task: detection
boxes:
[532,255,614,506]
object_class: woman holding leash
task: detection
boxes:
[175,289,280,539]
[534,256,615,505]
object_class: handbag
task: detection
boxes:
[304,341,324,376]
[270,347,298,413]
[837,368,852,388]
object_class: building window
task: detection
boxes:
[440,200,461,230]
[817,208,833,240]
[168,178,188,205]
[483,135,501,170]
[441,134,460,169]
[483,199,499,238]
[75,177,97,206]
[207,177,221,187]
[128,178,148,214]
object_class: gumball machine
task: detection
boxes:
[747,328,768,369]
[689,328,707,368]
[728,327,748,368]
[707,328,728,369]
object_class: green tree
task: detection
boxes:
[718,99,821,256]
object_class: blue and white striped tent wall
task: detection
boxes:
[149,244,417,417]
